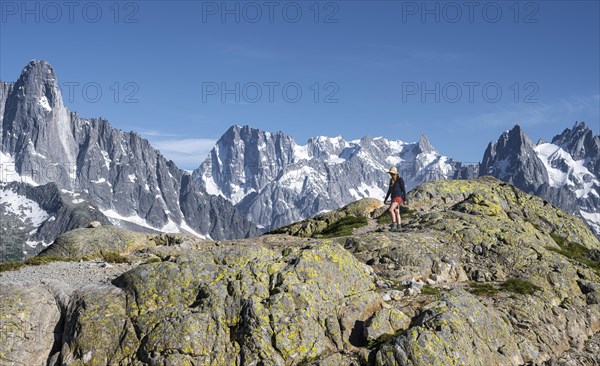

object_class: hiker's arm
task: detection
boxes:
[384,184,391,202]
[400,178,408,204]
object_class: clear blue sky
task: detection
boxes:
[1,0,599,169]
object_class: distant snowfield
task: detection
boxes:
[0,188,49,227]
[349,183,386,201]
[0,151,38,186]
[580,211,600,236]
[0,186,51,247]
[100,208,210,240]
[535,143,599,199]
[38,95,52,112]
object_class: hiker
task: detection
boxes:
[384,166,407,232]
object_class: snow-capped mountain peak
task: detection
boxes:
[193,125,470,229]
[482,122,600,237]
[535,142,599,199]
[1,61,258,259]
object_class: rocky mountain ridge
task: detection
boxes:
[2,59,598,264]
[481,123,600,237]
[1,60,258,260]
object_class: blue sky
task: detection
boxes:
[1,0,599,169]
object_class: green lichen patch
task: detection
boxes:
[468,278,541,296]
[376,206,417,225]
[141,257,162,265]
[101,251,130,264]
[420,285,442,296]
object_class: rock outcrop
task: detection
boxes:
[1,177,599,365]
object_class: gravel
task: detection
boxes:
[0,260,134,295]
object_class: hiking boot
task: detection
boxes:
[393,224,402,232]
[389,223,398,232]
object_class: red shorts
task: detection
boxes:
[392,197,403,204]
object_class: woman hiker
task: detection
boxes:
[384,166,408,232]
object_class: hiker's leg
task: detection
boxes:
[395,206,401,226]
[389,202,399,223]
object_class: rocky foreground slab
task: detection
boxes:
[1,177,599,365]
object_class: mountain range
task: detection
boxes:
[1,60,598,261]
[480,123,599,235]
[193,123,599,237]
[192,125,476,230]
[0,60,258,260]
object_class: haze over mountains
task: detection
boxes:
[1,60,598,261]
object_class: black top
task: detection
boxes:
[385,177,407,202]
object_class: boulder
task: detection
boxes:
[86,221,102,228]
[59,285,139,365]
[106,241,380,364]
[375,289,524,366]
[364,308,411,346]
[0,284,61,366]
[38,226,154,260]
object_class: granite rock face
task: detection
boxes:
[0,284,62,366]
[480,125,549,193]
[2,178,599,365]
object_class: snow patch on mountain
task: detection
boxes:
[416,152,438,168]
[160,218,180,233]
[280,166,316,193]
[26,240,51,248]
[386,156,402,165]
[180,220,211,240]
[230,184,255,203]
[38,95,51,111]
[348,183,386,201]
[580,211,600,236]
[0,151,38,186]
[0,188,50,228]
[535,142,599,199]
[293,144,310,162]
[202,175,222,197]
[101,150,111,170]
[327,155,346,164]
[100,208,158,231]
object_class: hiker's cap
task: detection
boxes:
[388,166,398,175]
